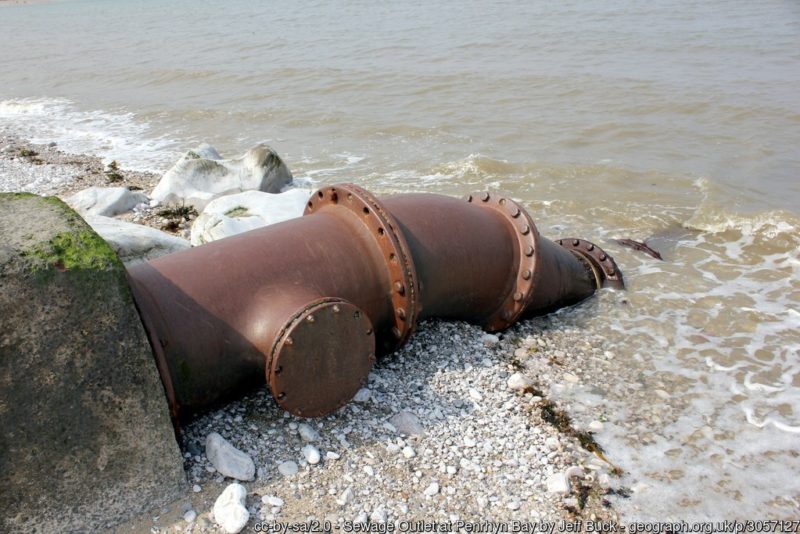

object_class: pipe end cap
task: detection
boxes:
[268,299,375,418]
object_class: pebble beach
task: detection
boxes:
[0,134,628,532]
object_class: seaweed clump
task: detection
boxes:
[158,204,198,232]
[105,160,124,183]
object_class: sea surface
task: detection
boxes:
[2,0,799,520]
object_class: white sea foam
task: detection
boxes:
[0,97,179,171]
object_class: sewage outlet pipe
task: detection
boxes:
[126,184,623,421]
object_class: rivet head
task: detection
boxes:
[502,310,513,320]
[513,291,524,302]
[573,239,580,246]
[587,244,595,251]
[277,392,286,400]
[522,269,532,280]
[284,336,294,346]
[481,192,490,202]
[396,307,406,320]
[392,327,402,338]
[306,314,315,323]
[524,245,534,256]
[366,328,373,336]
[368,353,376,362]
[520,225,530,235]
[332,305,340,313]
[599,253,607,261]
[274,366,282,375]
[511,207,520,218]
[394,281,405,295]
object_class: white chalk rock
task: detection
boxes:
[389,411,424,436]
[85,215,190,264]
[507,372,533,391]
[212,483,249,534]
[190,189,311,245]
[205,432,255,481]
[67,186,149,217]
[302,444,321,465]
[152,143,293,209]
[546,472,570,494]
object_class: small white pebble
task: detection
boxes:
[261,495,284,507]
[423,482,440,497]
[183,510,197,523]
[326,451,340,460]
[192,484,202,493]
[565,466,585,479]
[402,446,416,458]
[481,333,499,347]
[337,487,354,505]
[507,372,532,391]
[370,507,388,523]
[353,388,371,403]
[302,444,321,465]
[589,420,604,432]
[277,461,298,476]
[297,423,320,442]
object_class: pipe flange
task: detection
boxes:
[304,184,419,352]
[556,238,625,289]
[465,192,540,331]
[267,297,376,417]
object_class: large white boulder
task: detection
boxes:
[67,186,148,217]
[151,143,293,209]
[205,432,255,481]
[85,216,190,264]
[212,483,249,534]
[190,189,311,246]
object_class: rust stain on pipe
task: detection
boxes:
[126,184,623,422]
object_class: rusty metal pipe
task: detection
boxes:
[126,184,623,421]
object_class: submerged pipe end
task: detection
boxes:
[556,238,625,289]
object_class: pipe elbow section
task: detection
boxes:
[127,184,624,423]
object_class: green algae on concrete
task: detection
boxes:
[0,193,186,533]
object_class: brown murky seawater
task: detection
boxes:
[1,0,799,519]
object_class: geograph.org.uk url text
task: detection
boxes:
[253,520,800,534]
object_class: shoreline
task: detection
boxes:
[0,134,626,532]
